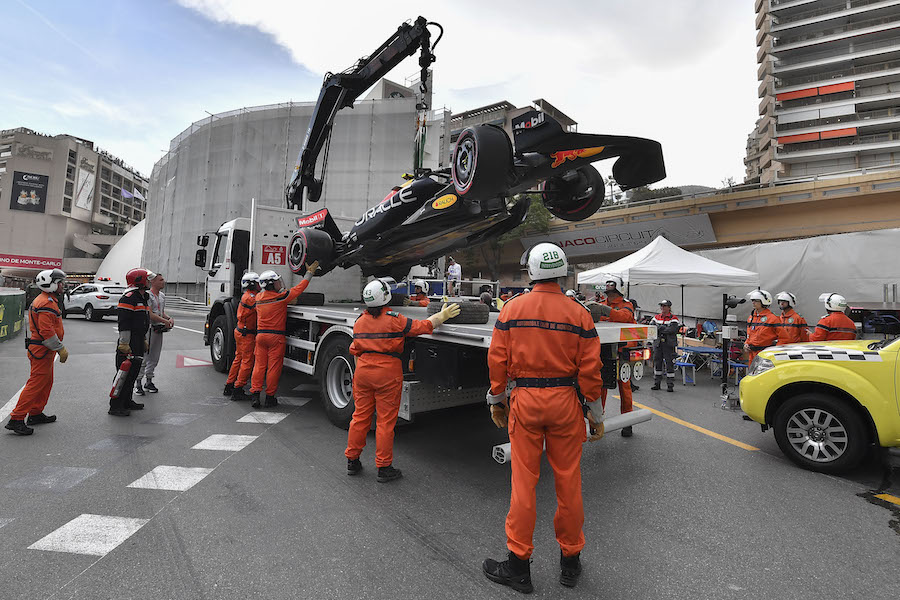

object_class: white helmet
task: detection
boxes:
[413,279,429,295]
[35,268,66,293]
[819,292,847,312]
[605,275,624,294]
[523,243,568,281]
[258,270,281,289]
[565,289,577,298]
[776,291,796,307]
[747,289,773,306]
[363,278,392,308]
[241,271,260,290]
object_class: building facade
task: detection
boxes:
[0,127,148,278]
[751,0,900,183]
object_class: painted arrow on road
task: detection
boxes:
[176,355,213,368]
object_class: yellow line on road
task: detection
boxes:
[623,399,760,452]
[875,493,900,507]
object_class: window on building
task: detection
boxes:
[65,181,74,196]
[101,181,111,194]
[0,160,6,175]
[68,149,77,165]
[112,173,122,186]
[63,197,72,213]
[112,200,121,212]
[66,165,75,180]
[101,196,111,209]
[101,167,111,181]
[0,145,11,158]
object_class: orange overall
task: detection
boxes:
[598,293,635,415]
[776,308,809,345]
[12,293,64,420]
[226,290,257,388]
[249,280,310,396]
[810,312,857,341]
[747,308,780,361]
[488,282,603,560]
[345,310,433,467]
[410,292,429,307]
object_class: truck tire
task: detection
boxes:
[427,299,489,324]
[451,125,511,198]
[773,393,868,474]
[296,292,325,306]
[318,335,356,429]
[209,315,230,373]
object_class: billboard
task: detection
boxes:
[0,253,63,269]
[9,171,49,213]
[74,157,96,211]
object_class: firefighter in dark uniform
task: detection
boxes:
[650,299,680,392]
[111,268,151,416]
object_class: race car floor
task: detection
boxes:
[0,314,897,599]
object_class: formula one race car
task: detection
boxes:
[284,17,665,279]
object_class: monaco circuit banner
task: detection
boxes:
[9,171,49,213]
[0,253,63,270]
[520,214,717,256]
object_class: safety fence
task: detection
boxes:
[0,289,26,343]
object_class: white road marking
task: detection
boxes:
[0,518,13,529]
[127,466,214,492]
[0,354,60,422]
[174,325,204,334]
[292,383,319,392]
[237,412,290,425]
[192,434,258,451]
[29,514,149,556]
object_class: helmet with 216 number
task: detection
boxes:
[747,289,773,306]
[776,291,797,306]
[126,268,151,289]
[35,268,66,292]
[523,243,568,281]
[258,270,281,289]
[241,271,260,290]
[363,278,392,308]
[413,279,429,295]
[819,292,847,312]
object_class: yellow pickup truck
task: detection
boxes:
[740,339,900,473]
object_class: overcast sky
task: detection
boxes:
[2,0,759,189]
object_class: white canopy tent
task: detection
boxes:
[577,236,759,321]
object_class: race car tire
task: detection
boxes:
[296,292,325,306]
[584,301,605,323]
[773,393,869,474]
[541,164,605,221]
[427,299,489,324]
[451,125,511,198]
[318,335,355,430]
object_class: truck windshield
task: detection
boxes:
[210,232,227,271]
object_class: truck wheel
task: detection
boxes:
[427,299,489,324]
[318,336,355,429]
[451,125,511,198]
[773,393,868,474]
[296,292,325,306]
[209,315,230,373]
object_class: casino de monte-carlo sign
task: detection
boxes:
[520,214,717,256]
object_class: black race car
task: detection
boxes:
[283,17,665,279]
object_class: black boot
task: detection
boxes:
[376,465,403,483]
[631,382,639,391]
[26,413,57,425]
[231,387,248,402]
[559,551,582,588]
[223,382,234,397]
[651,381,661,391]
[5,419,34,436]
[108,407,131,417]
[621,425,633,438]
[125,400,145,410]
[263,395,279,408]
[483,551,533,594]
[250,392,261,409]
[347,458,362,476]
[667,381,675,392]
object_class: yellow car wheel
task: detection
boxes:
[773,393,868,474]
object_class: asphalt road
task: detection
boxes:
[0,314,898,599]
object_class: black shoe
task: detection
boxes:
[263,395,279,408]
[559,551,583,588]
[631,382,640,391]
[145,381,158,393]
[650,382,661,390]
[667,384,674,393]
[621,426,633,438]
[376,465,403,483]
[250,393,261,409]
[108,408,131,417]
[231,388,248,402]
[347,458,362,476]
[483,551,533,594]
[223,382,234,397]
[26,413,57,425]
[5,419,34,436]
[134,383,145,396]
[125,401,144,410]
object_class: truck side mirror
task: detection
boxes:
[197,234,209,247]
[194,248,207,268]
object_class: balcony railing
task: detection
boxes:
[779,128,900,153]
[774,14,900,47]
[774,0,896,25]
[777,57,900,87]
[778,106,900,131]
[776,36,900,67]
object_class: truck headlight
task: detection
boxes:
[747,357,774,376]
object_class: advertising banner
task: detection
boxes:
[0,253,63,270]
[9,171,49,213]
[521,214,717,257]
[74,157,96,211]
[261,245,286,266]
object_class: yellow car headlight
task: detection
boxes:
[748,356,774,377]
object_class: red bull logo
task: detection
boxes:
[550,146,605,168]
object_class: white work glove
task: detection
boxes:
[58,347,69,363]
[303,261,320,280]
[585,404,605,442]
[117,343,131,354]
[427,303,460,327]
[597,304,612,317]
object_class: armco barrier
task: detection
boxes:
[0,289,26,343]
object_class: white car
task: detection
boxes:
[64,283,125,321]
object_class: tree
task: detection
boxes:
[721,176,736,188]
[629,185,683,203]
[479,195,552,281]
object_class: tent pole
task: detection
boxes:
[681,284,685,344]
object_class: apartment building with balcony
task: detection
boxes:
[751,0,900,183]
[0,127,149,276]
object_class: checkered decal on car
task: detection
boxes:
[770,346,882,362]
